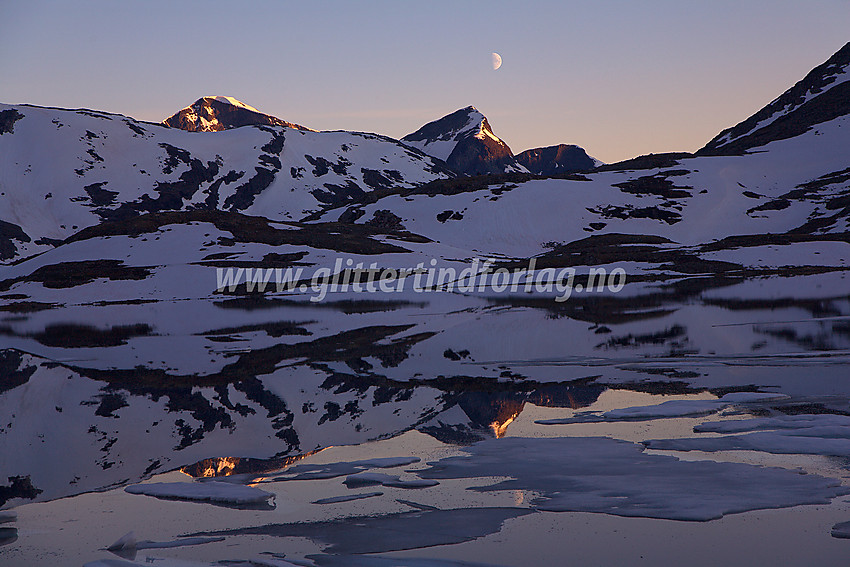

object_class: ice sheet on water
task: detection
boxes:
[416,436,848,521]
[107,530,225,554]
[308,554,508,567]
[694,414,850,434]
[647,413,850,457]
[343,472,438,489]
[536,392,787,424]
[189,508,533,554]
[273,456,421,481]
[312,491,383,504]
[124,481,274,505]
[87,558,301,567]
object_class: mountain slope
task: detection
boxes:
[515,144,600,175]
[318,45,850,254]
[3,45,850,269]
[401,106,527,175]
[0,103,454,263]
[163,96,313,132]
[700,42,850,155]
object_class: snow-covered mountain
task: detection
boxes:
[401,106,527,175]
[324,43,850,254]
[514,143,600,175]
[700,42,850,155]
[2,43,850,514]
[163,96,312,133]
[2,43,849,272]
[0,102,454,263]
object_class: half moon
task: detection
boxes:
[491,52,502,71]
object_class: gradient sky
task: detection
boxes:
[1,0,848,163]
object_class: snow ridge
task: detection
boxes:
[700,41,850,155]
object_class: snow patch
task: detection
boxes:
[209,96,260,113]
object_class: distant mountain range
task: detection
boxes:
[166,99,599,176]
[0,96,603,262]
[0,41,848,269]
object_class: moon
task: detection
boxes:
[491,52,502,71]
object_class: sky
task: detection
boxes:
[1,0,848,163]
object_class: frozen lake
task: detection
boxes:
[3,267,850,566]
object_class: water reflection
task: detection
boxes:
[2,277,850,513]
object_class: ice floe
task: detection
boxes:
[416,436,848,521]
[273,456,421,481]
[86,558,302,567]
[646,413,850,457]
[189,508,533,554]
[694,413,850,434]
[124,481,274,505]
[0,526,17,546]
[832,520,850,539]
[536,392,788,424]
[396,499,440,511]
[308,554,508,566]
[312,491,383,504]
[343,472,438,489]
[107,530,224,553]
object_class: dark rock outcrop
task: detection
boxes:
[402,106,525,175]
[514,144,597,175]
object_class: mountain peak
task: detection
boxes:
[515,144,600,175]
[202,96,260,112]
[699,42,850,155]
[401,107,526,175]
[163,96,312,133]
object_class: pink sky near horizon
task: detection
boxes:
[1,0,848,163]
